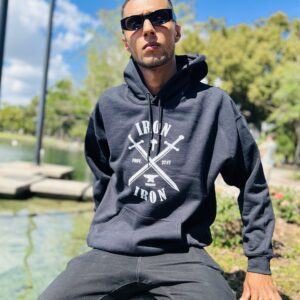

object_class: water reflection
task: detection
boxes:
[0,139,91,181]
[0,200,93,300]
[0,139,94,299]
[19,216,36,300]
[0,140,33,162]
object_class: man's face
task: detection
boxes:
[122,0,181,69]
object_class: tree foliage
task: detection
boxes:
[176,12,300,163]
[43,80,92,140]
[268,62,300,163]
[0,80,92,140]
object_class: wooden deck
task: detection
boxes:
[30,178,91,200]
[0,174,44,197]
[0,161,92,200]
[0,161,74,178]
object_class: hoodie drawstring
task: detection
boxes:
[157,97,162,156]
[147,93,153,166]
[147,93,163,165]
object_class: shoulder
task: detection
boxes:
[98,84,126,102]
[192,82,242,119]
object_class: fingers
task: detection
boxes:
[239,293,250,300]
[240,287,282,300]
[240,273,282,300]
[240,281,250,300]
[260,284,282,300]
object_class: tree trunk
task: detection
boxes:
[294,120,300,166]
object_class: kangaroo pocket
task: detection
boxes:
[89,207,185,254]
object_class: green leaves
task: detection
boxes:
[44,80,93,139]
[176,11,300,163]
[211,194,242,248]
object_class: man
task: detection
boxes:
[259,133,277,181]
[39,0,282,299]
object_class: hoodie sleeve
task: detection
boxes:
[84,103,114,210]
[220,112,275,275]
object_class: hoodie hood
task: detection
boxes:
[124,54,208,103]
[124,54,208,163]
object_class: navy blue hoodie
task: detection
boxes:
[84,54,275,275]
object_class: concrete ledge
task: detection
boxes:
[82,185,93,201]
[0,174,45,197]
[30,179,91,200]
[0,162,74,179]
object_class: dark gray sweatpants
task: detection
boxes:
[39,246,236,299]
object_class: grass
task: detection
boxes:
[0,132,83,151]
[0,197,93,215]
[290,171,300,181]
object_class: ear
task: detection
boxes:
[174,24,181,43]
[122,35,131,52]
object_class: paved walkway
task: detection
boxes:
[216,167,300,198]
[268,167,300,191]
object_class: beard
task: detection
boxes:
[133,48,175,69]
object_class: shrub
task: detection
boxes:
[211,194,243,248]
[271,187,300,225]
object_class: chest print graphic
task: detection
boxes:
[127,120,184,204]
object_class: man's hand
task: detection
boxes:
[240,272,282,300]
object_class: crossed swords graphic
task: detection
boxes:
[128,134,184,191]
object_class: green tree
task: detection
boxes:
[269,62,300,164]
[177,12,299,127]
[0,80,92,140]
[43,80,92,140]
[84,45,128,104]
[176,12,300,162]
[23,96,39,135]
[0,105,24,132]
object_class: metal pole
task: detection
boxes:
[34,0,56,165]
[0,0,9,108]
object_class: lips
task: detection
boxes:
[143,42,160,50]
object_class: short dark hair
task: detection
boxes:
[121,0,174,17]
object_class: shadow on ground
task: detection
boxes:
[225,270,291,299]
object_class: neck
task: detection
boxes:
[139,57,177,95]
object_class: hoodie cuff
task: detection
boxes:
[247,256,272,275]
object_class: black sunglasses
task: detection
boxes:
[121,8,176,31]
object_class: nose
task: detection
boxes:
[142,18,156,37]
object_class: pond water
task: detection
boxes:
[0,139,95,299]
[0,138,90,181]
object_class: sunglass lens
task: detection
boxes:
[151,10,171,26]
[121,9,174,31]
[124,16,142,31]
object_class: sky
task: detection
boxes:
[1,0,299,106]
